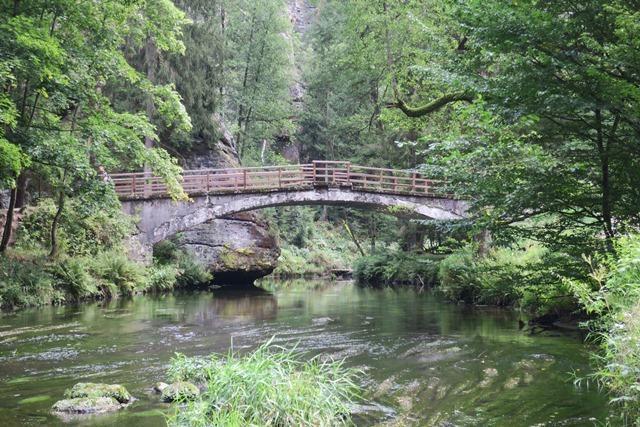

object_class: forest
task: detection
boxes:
[1,0,640,425]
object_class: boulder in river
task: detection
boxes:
[64,382,133,403]
[52,397,122,414]
[153,382,169,393]
[161,381,200,402]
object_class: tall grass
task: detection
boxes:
[569,235,640,423]
[166,339,360,427]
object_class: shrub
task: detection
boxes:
[437,246,479,302]
[147,264,180,292]
[90,250,147,296]
[153,238,212,288]
[569,235,640,422]
[273,222,360,277]
[166,339,360,426]
[175,255,212,288]
[355,250,440,286]
[16,198,133,256]
[437,242,573,311]
[50,257,100,300]
[0,256,61,308]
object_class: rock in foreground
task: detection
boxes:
[64,382,133,403]
[161,381,200,402]
[52,397,121,414]
[52,382,133,415]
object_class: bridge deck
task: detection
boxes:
[111,160,450,200]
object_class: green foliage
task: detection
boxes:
[89,250,147,296]
[0,256,62,308]
[166,339,360,426]
[564,235,640,423]
[146,264,180,293]
[16,198,134,257]
[354,250,440,287]
[0,0,189,204]
[50,257,100,300]
[272,221,359,277]
[437,243,578,313]
[174,255,212,289]
[153,238,212,288]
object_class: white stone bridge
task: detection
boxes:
[114,161,469,261]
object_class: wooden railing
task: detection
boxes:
[111,161,450,199]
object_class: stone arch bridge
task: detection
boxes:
[114,161,469,261]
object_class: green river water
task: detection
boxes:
[0,279,612,426]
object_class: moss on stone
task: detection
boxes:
[161,381,200,402]
[52,397,121,414]
[64,382,132,403]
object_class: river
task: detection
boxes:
[0,279,610,426]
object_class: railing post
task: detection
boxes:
[379,170,383,190]
[312,161,317,186]
[131,175,136,196]
[411,172,416,193]
[243,169,247,189]
[278,169,282,188]
[346,162,351,186]
[393,176,397,192]
[206,171,210,193]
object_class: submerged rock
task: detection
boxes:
[504,377,521,389]
[161,381,200,402]
[479,368,498,388]
[64,382,132,403]
[153,382,169,393]
[52,397,121,414]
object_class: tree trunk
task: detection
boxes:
[15,173,28,208]
[143,38,158,196]
[49,188,65,258]
[49,170,67,258]
[369,214,377,252]
[236,10,258,157]
[0,186,17,253]
[595,110,617,250]
[343,220,365,257]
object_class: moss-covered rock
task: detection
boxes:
[64,382,132,403]
[52,397,121,414]
[160,381,200,402]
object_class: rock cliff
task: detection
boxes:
[174,115,280,283]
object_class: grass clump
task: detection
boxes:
[166,339,360,427]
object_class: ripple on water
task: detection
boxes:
[14,347,80,362]
[0,322,82,339]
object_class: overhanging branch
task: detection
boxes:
[387,91,475,118]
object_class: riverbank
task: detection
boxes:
[0,247,212,310]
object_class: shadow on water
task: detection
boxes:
[0,279,611,426]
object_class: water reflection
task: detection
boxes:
[0,280,610,426]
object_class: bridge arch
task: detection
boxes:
[121,187,468,250]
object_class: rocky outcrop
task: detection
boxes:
[174,212,279,284]
[173,114,280,284]
[52,383,133,416]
